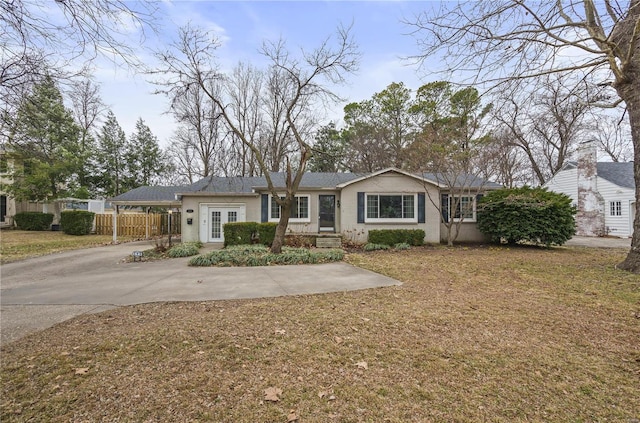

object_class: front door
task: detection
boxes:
[319,195,335,232]
[202,206,245,243]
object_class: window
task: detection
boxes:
[366,194,415,221]
[452,196,475,220]
[270,195,310,221]
[610,201,622,216]
[0,157,7,174]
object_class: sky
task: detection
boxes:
[95,1,440,148]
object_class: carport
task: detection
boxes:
[109,186,183,242]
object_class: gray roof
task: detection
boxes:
[421,172,503,189]
[597,162,634,189]
[186,176,266,193]
[111,169,502,203]
[110,186,183,202]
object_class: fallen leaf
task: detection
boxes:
[264,386,282,402]
[287,410,298,422]
[328,395,336,401]
[275,329,286,335]
[355,361,368,370]
[318,390,328,398]
[75,367,90,375]
[361,317,370,322]
[334,336,343,344]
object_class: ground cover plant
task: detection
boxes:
[1,246,639,422]
[0,230,137,263]
[189,244,344,266]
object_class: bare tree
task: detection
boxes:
[593,113,634,162]
[154,24,359,252]
[68,77,106,194]
[169,82,227,179]
[410,1,640,271]
[493,74,599,185]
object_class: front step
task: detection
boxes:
[315,236,342,248]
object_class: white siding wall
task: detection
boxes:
[544,167,634,238]
[597,178,634,238]
[544,168,579,205]
[339,173,441,244]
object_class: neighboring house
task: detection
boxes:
[111,168,501,245]
[544,140,635,238]
[0,145,20,228]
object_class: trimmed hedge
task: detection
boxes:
[477,187,576,246]
[223,222,258,247]
[14,212,54,231]
[368,229,425,246]
[257,222,278,246]
[60,210,95,235]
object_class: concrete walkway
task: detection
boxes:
[0,242,400,346]
[565,236,631,249]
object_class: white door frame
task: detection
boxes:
[199,203,246,243]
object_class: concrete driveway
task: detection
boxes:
[0,242,400,346]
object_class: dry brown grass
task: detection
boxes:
[1,246,639,422]
[0,230,138,263]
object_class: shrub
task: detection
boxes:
[394,243,411,251]
[477,187,576,246]
[188,245,344,267]
[257,222,278,245]
[60,210,95,235]
[224,222,258,247]
[285,234,315,248]
[364,243,391,251]
[167,241,203,258]
[14,212,54,231]
[368,229,425,246]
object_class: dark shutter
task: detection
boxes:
[357,192,365,223]
[261,194,269,223]
[418,192,426,223]
[440,193,449,223]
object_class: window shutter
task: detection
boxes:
[261,194,269,223]
[418,192,426,223]
[440,193,449,223]
[357,192,365,223]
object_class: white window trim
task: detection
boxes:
[269,194,311,223]
[364,193,418,224]
[610,200,622,217]
[450,195,477,222]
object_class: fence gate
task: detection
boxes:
[94,213,178,237]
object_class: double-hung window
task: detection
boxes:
[610,201,622,217]
[270,195,310,222]
[452,196,475,221]
[365,194,416,222]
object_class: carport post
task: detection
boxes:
[112,208,117,243]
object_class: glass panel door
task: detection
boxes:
[211,211,222,240]
[319,195,335,232]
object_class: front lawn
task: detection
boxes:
[0,230,138,264]
[1,246,639,422]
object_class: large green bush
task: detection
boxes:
[477,187,576,246]
[14,212,54,231]
[257,222,278,246]
[368,229,425,246]
[223,222,258,247]
[60,210,95,235]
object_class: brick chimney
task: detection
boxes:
[575,140,605,236]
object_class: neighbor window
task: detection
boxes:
[366,194,415,221]
[270,195,310,221]
[451,196,476,221]
[610,201,622,216]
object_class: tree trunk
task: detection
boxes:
[615,18,640,271]
[270,196,293,254]
[617,81,640,271]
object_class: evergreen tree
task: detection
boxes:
[95,111,128,197]
[127,118,169,186]
[6,75,81,201]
